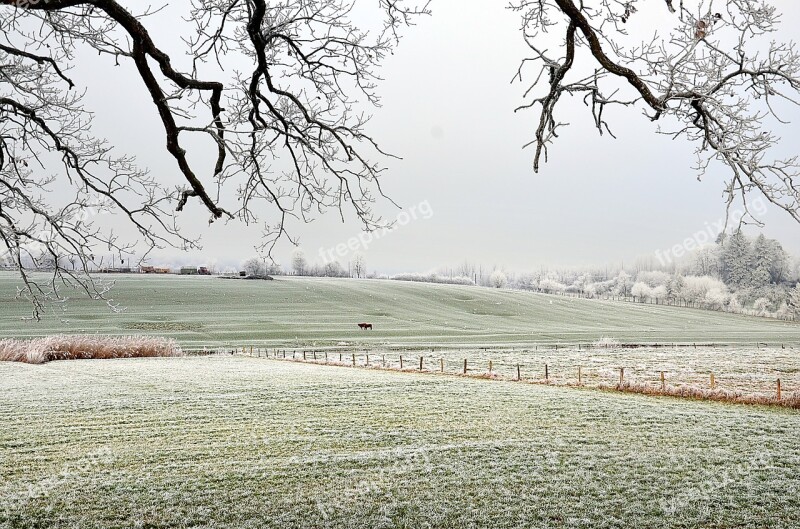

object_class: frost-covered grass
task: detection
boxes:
[0,335,181,364]
[1,356,799,528]
[0,272,798,348]
[414,344,800,397]
[257,342,800,399]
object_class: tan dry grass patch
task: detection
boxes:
[0,335,182,364]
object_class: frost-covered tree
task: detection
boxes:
[631,282,651,302]
[571,273,591,294]
[291,250,307,276]
[490,270,508,289]
[750,234,774,288]
[242,257,266,277]
[352,253,366,279]
[753,297,771,316]
[323,261,347,278]
[516,272,539,291]
[767,240,790,284]
[692,246,721,278]
[539,276,567,293]
[721,231,752,288]
[651,285,667,301]
[666,274,685,302]
[614,271,633,297]
[789,284,800,318]
[680,276,728,306]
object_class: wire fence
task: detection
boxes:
[198,344,800,410]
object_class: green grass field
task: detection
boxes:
[1,273,799,348]
[2,356,799,528]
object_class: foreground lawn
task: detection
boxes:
[1,357,799,528]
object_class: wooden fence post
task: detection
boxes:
[577,366,582,386]
[440,358,444,373]
[463,359,467,375]
[419,357,423,371]
[710,373,716,390]
[325,351,328,363]
[517,364,521,381]
[619,367,624,386]
[400,355,404,370]
[339,352,342,362]
[777,379,782,401]
[488,360,493,374]
[352,353,356,367]
[545,364,549,382]
[366,354,370,366]
[383,354,386,366]
[660,371,665,391]
[303,351,306,361]
[313,351,317,360]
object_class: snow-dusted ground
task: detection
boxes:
[2,356,799,528]
[430,345,800,396]
[257,344,800,397]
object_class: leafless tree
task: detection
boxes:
[0,0,428,316]
[352,251,365,278]
[242,256,266,277]
[511,0,800,228]
[291,248,306,276]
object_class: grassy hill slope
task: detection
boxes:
[0,273,798,347]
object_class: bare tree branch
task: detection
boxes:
[512,0,800,228]
[0,0,428,316]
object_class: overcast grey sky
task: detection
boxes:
[76,1,800,273]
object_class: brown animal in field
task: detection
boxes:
[357,322,373,330]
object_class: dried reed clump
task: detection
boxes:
[605,382,800,409]
[0,335,183,364]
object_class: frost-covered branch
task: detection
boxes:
[0,0,428,316]
[512,0,800,226]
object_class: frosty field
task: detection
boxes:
[1,355,799,529]
[0,272,798,348]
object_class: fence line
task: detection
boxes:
[217,346,800,410]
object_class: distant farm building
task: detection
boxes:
[181,267,199,275]
[139,266,171,274]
